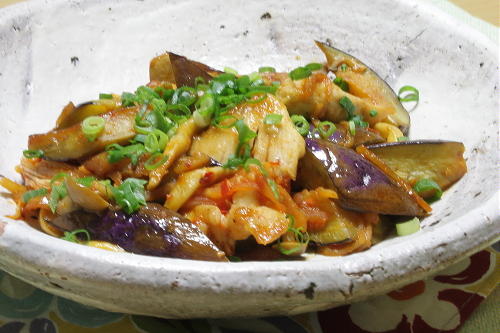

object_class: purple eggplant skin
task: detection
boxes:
[52,204,227,261]
[296,138,427,216]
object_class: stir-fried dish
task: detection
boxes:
[0,41,467,261]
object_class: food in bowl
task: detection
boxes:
[0,41,467,261]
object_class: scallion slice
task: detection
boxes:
[369,110,378,117]
[317,121,336,138]
[291,115,309,136]
[224,67,239,75]
[258,66,276,73]
[21,188,48,203]
[61,229,91,243]
[263,114,283,125]
[348,120,356,135]
[398,85,420,103]
[396,217,420,236]
[23,149,44,159]
[304,63,322,71]
[339,96,355,118]
[144,153,169,170]
[82,116,105,142]
[99,93,113,100]
[289,67,312,80]
[413,178,443,201]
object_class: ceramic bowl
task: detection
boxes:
[0,0,498,318]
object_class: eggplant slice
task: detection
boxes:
[367,140,467,197]
[296,138,428,216]
[316,41,411,134]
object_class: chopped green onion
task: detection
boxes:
[291,115,309,136]
[396,217,420,236]
[317,121,336,138]
[171,87,197,106]
[50,172,68,185]
[61,229,91,243]
[277,215,310,256]
[369,110,378,117]
[263,114,283,125]
[224,67,239,75]
[23,149,44,159]
[305,63,322,71]
[82,116,105,142]
[228,256,242,262]
[111,178,147,214]
[248,72,262,82]
[258,66,276,73]
[135,86,160,104]
[398,85,420,103]
[234,119,257,153]
[144,132,160,153]
[413,178,443,202]
[289,66,312,80]
[348,120,356,135]
[76,176,96,187]
[49,183,68,213]
[339,96,355,119]
[333,77,349,92]
[144,153,169,170]
[21,188,48,203]
[339,63,348,72]
[106,143,145,165]
[121,92,137,107]
[99,93,113,100]
[397,136,409,142]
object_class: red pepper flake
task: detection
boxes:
[199,172,214,185]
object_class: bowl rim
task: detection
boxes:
[0,0,499,316]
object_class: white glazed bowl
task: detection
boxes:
[0,0,498,318]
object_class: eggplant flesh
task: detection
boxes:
[28,107,138,161]
[315,41,410,135]
[367,140,467,197]
[52,203,226,261]
[296,138,427,216]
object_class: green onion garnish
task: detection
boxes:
[333,77,349,92]
[23,149,44,159]
[397,136,409,142]
[263,114,283,125]
[61,229,91,243]
[348,120,356,135]
[82,116,105,142]
[369,110,378,117]
[317,121,336,138]
[106,143,146,165]
[339,96,355,119]
[413,178,443,202]
[339,63,348,72]
[278,215,310,256]
[289,67,312,80]
[258,66,276,73]
[291,115,309,136]
[49,183,68,213]
[398,85,419,103]
[76,176,96,187]
[144,132,160,153]
[396,217,420,236]
[111,178,147,214]
[144,153,169,170]
[21,188,48,203]
[304,63,322,71]
[99,93,113,100]
[224,67,239,75]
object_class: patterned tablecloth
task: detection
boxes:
[0,245,497,333]
[0,0,498,332]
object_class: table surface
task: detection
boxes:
[0,1,498,332]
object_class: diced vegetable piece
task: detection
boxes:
[28,107,138,161]
[51,204,227,261]
[296,138,428,216]
[55,100,119,130]
[149,52,222,87]
[396,217,420,236]
[366,140,467,198]
[315,41,411,134]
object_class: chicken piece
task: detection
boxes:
[185,204,234,255]
[262,72,392,126]
[252,97,305,180]
[148,118,199,190]
[28,107,138,161]
[165,166,234,211]
[18,158,83,189]
[226,190,289,245]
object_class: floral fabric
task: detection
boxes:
[0,246,497,333]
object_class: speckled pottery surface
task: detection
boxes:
[0,0,498,319]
